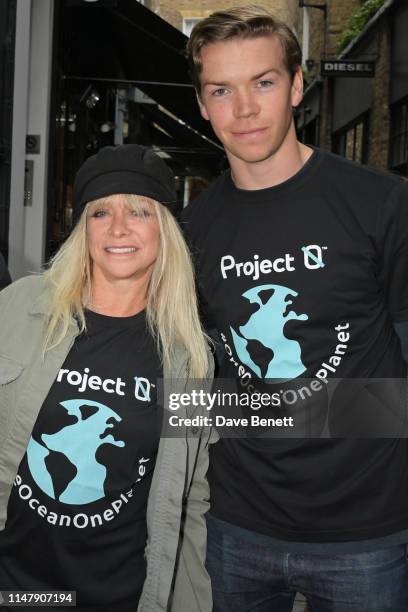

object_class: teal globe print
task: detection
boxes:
[26,399,125,505]
[230,284,308,381]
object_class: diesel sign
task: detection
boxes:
[321,60,375,77]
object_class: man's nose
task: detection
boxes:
[234,90,260,118]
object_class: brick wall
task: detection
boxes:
[326,0,361,56]
[367,21,390,170]
[295,0,391,172]
[298,0,361,72]
[149,0,299,35]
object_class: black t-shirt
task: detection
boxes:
[181,148,408,542]
[0,309,162,611]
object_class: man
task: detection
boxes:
[182,6,408,611]
[0,252,11,290]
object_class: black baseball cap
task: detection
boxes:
[72,144,177,223]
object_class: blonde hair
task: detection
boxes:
[43,195,210,378]
[186,5,302,94]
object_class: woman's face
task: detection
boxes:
[86,195,160,284]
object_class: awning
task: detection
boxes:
[62,0,223,171]
[138,103,223,178]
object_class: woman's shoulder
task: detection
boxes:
[0,274,47,314]
[3,273,44,291]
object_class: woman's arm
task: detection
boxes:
[170,428,217,612]
[170,355,218,612]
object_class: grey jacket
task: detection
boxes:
[0,276,215,612]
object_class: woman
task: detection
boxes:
[0,145,214,611]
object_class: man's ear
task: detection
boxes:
[291,66,304,109]
[196,92,210,121]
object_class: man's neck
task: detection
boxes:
[229,140,314,191]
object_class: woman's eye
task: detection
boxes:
[131,209,151,218]
[92,210,107,218]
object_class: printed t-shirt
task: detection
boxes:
[0,309,162,610]
[181,148,408,543]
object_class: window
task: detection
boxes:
[333,114,369,164]
[183,18,201,37]
[389,97,408,176]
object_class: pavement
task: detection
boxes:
[293,593,307,611]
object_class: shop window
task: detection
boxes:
[389,97,408,176]
[333,114,369,164]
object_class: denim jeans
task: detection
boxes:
[206,514,408,612]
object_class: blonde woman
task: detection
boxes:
[0,145,215,612]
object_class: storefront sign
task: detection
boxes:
[321,60,375,77]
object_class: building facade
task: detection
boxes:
[296,0,408,178]
[2,0,407,279]
[148,0,298,36]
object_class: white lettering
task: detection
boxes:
[57,369,69,382]
[88,375,102,390]
[90,513,103,527]
[56,367,127,397]
[220,253,296,280]
[19,484,32,500]
[102,378,116,393]
[67,370,82,385]
[73,513,88,528]
[78,368,90,392]
[59,515,71,527]
[112,500,123,514]
[221,255,235,279]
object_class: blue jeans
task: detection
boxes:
[206,515,408,612]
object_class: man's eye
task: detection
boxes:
[212,88,229,97]
[258,80,274,88]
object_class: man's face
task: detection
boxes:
[197,35,303,166]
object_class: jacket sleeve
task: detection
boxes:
[170,357,218,612]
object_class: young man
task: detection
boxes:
[182,6,408,612]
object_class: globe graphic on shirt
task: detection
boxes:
[26,399,125,505]
[230,284,308,381]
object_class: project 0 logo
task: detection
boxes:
[230,284,308,381]
[27,399,125,505]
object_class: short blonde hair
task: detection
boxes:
[43,195,210,378]
[186,5,302,94]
